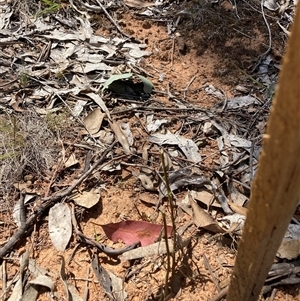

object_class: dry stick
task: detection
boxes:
[83,267,90,301]
[269,288,277,301]
[0,141,117,262]
[95,0,135,40]
[251,0,272,73]
[160,149,177,295]
[70,203,138,256]
[161,212,171,300]
[110,105,207,116]
[0,267,20,300]
[203,254,221,293]
[171,38,175,69]
[1,260,6,301]
[209,286,229,301]
[183,75,196,100]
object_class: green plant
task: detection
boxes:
[45,111,70,134]
[0,115,25,152]
[19,72,29,87]
[37,0,62,16]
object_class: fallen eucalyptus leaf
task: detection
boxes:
[86,93,111,120]
[72,189,101,209]
[108,271,127,301]
[91,253,113,299]
[109,120,131,154]
[8,251,29,301]
[82,108,105,135]
[64,153,79,168]
[101,220,172,247]
[21,275,54,301]
[189,193,225,234]
[277,239,300,260]
[148,131,201,163]
[49,203,72,251]
[59,256,83,301]
[228,200,248,216]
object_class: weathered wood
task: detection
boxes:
[226,5,300,301]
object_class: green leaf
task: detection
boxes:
[136,74,153,94]
[102,73,133,92]
[102,73,153,96]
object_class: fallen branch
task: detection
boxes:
[0,141,117,263]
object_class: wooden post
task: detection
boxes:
[226,5,300,301]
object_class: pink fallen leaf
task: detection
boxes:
[101,220,173,247]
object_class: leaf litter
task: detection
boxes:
[0,0,299,300]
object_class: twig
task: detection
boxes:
[110,104,207,115]
[220,89,228,113]
[1,260,6,300]
[209,286,228,301]
[203,254,221,292]
[249,140,255,183]
[233,0,240,19]
[251,0,272,73]
[83,267,90,301]
[269,288,277,301]
[94,0,137,41]
[19,191,26,227]
[160,149,177,295]
[0,79,18,88]
[70,203,139,256]
[182,75,197,100]
[161,212,171,300]
[68,243,81,265]
[171,37,175,69]
[0,142,117,263]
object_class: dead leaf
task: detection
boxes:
[277,239,300,260]
[49,203,72,251]
[64,153,79,168]
[72,189,101,208]
[100,220,173,247]
[91,253,113,299]
[190,190,221,209]
[124,0,157,8]
[13,194,36,227]
[108,271,127,301]
[8,250,29,301]
[59,256,83,301]
[21,275,54,301]
[228,200,248,216]
[148,131,201,163]
[81,108,105,135]
[109,120,131,154]
[86,93,111,120]
[189,193,225,234]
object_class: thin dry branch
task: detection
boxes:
[0,141,117,263]
[70,203,139,257]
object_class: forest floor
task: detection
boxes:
[0,0,299,301]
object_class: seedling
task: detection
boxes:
[37,0,62,16]
[19,72,29,87]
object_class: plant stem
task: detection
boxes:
[160,149,177,297]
